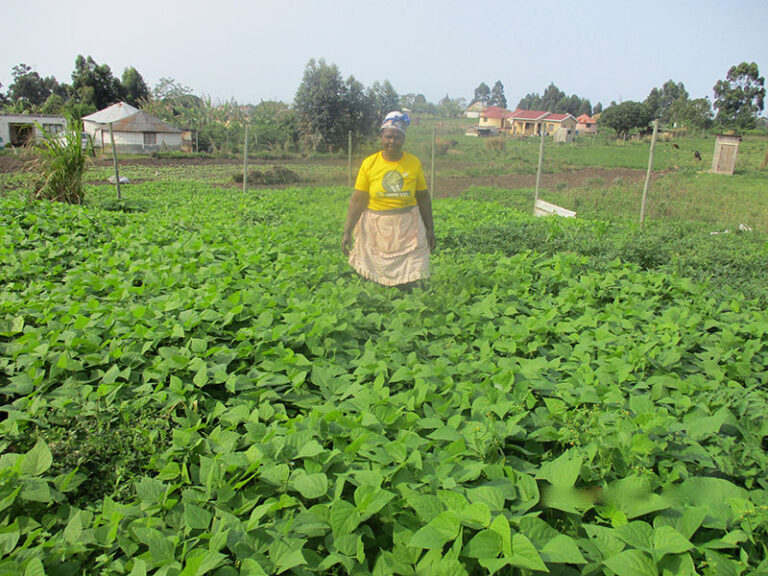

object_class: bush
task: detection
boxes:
[232,165,302,185]
[484,137,505,152]
[32,120,91,204]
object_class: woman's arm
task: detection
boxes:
[415,189,436,251]
[342,189,369,255]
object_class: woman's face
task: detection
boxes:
[380,128,405,157]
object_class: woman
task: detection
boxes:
[342,111,435,288]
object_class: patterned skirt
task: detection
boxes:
[348,206,430,287]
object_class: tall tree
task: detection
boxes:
[7,63,59,110]
[645,80,688,124]
[517,83,590,115]
[472,82,490,105]
[488,81,507,108]
[71,55,123,110]
[713,61,765,130]
[294,59,384,151]
[370,80,400,119]
[121,67,150,107]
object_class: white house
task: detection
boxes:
[99,110,182,153]
[0,114,67,148]
[83,102,181,153]
[464,101,486,119]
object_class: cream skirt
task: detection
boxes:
[349,206,430,287]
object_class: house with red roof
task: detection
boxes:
[543,113,577,134]
[478,105,514,133]
[576,113,597,134]
[508,109,551,136]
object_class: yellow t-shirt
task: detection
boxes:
[355,151,427,211]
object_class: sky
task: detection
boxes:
[1,0,767,111]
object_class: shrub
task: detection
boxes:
[232,165,302,185]
[484,137,505,152]
[32,120,91,204]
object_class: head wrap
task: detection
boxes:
[381,111,410,135]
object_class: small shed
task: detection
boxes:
[710,135,741,175]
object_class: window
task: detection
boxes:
[143,132,157,146]
[43,123,64,134]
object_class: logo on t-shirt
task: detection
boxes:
[380,170,409,198]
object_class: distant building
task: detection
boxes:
[576,113,597,134]
[464,101,486,119]
[508,109,551,136]
[0,114,67,148]
[478,105,513,134]
[83,102,182,153]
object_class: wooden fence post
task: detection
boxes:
[109,122,121,200]
[640,119,659,225]
[242,122,249,194]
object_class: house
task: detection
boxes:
[100,110,182,154]
[464,101,486,119]
[508,109,551,136]
[543,113,577,134]
[576,113,597,134]
[82,102,140,143]
[0,113,67,148]
[83,102,182,153]
[478,106,513,134]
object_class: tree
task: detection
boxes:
[71,55,123,110]
[645,80,688,125]
[438,95,466,118]
[122,67,150,107]
[713,62,765,130]
[153,77,193,101]
[517,83,591,116]
[7,63,59,110]
[472,82,490,105]
[294,59,383,151]
[488,81,507,108]
[599,101,653,139]
[671,97,713,131]
[370,80,399,119]
[540,83,566,112]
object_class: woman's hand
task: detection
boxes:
[426,231,436,252]
[342,231,354,256]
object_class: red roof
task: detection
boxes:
[576,114,595,123]
[482,106,513,119]
[509,109,550,121]
[545,113,575,122]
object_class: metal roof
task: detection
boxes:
[109,110,181,134]
[82,102,139,124]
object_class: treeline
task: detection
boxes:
[0,56,468,154]
[2,56,764,153]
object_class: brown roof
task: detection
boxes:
[109,111,181,134]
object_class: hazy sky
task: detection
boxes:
[2,0,766,110]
